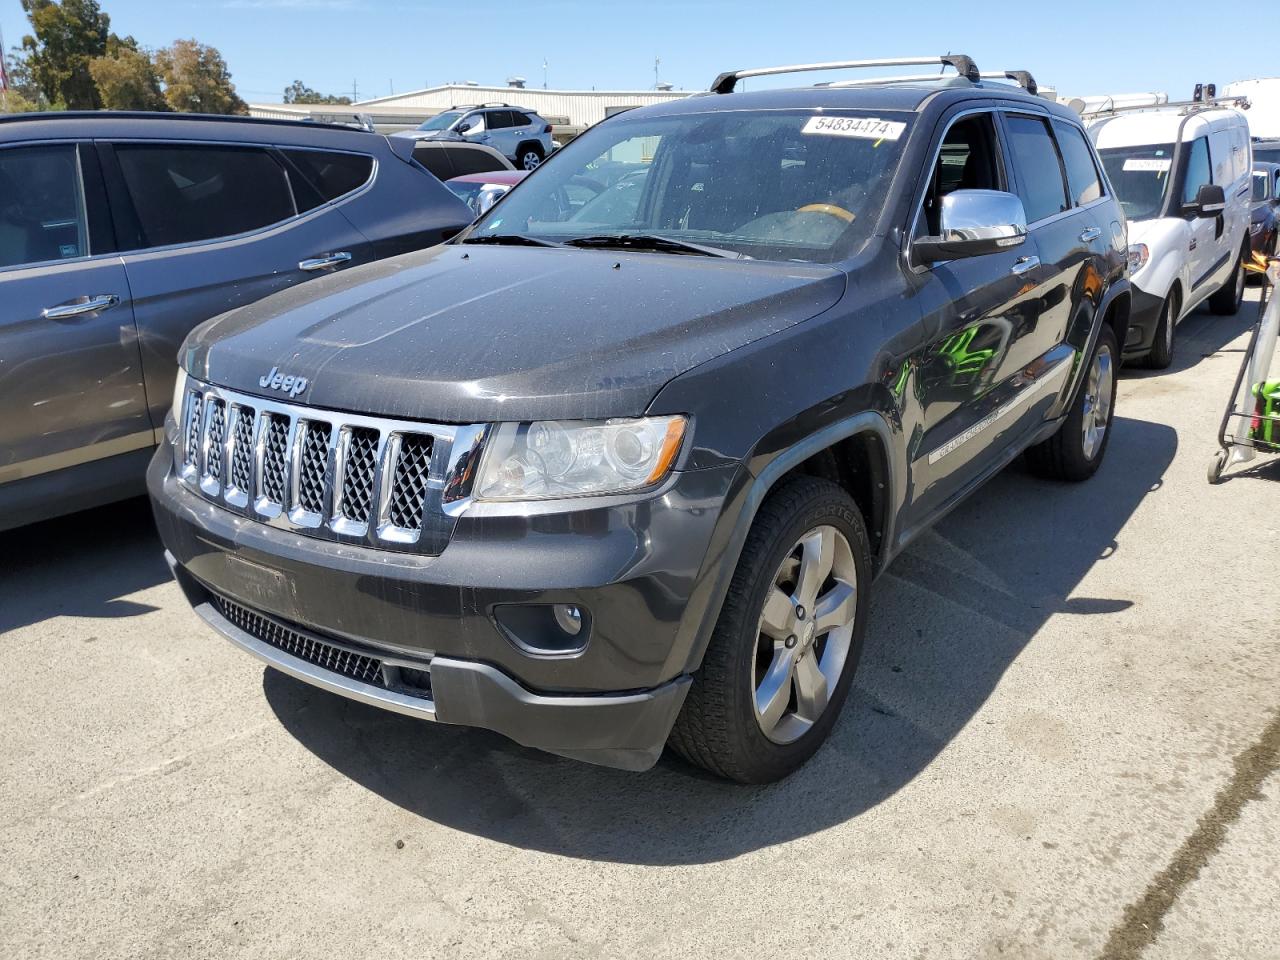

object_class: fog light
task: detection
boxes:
[553,604,583,636]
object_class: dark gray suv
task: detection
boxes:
[150,57,1130,782]
[0,112,472,531]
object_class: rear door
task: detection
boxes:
[100,140,373,431]
[0,141,149,498]
[484,110,517,159]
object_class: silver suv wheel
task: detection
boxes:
[753,524,858,744]
[520,150,542,171]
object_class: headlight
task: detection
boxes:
[1126,243,1149,273]
[170,367,188,422]
[474,416,687,501]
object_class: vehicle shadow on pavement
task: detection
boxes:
[0,497,169,634]
[265,414,1177,865]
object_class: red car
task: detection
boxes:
[445,170,528,216]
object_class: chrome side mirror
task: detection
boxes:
[475,184,511,215]
[914,189,1028,263]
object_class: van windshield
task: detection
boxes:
[1097,143,1175,221]
[467,109,914,262]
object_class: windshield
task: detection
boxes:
[1098,143,1175,221]
[418,111,464,132]
[1253,172,1269,202]
[468,108,914,262]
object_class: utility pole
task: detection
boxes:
[351,78,359,103]
[542,58,548,90]
[654,56,660,91]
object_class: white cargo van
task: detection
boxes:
[1086,101,1252,368]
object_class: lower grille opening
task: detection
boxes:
[209,592,431,701]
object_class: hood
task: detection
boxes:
[1125,216,1185,252]
[184,244,846,424]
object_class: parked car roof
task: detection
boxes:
[446,170,528,186]
[0,110,380,148]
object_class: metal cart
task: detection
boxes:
[1208,255,1280,483]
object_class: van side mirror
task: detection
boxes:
[913,189,1028,264]
[1187,183,1226,218]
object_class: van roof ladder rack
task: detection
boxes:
[1078,95,1250,118]
[710,55,980,95]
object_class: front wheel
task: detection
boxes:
[1142,293,1177,370]
[1026,323,1119,481]
[668,476,871,783]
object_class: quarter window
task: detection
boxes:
[1052,120,1103,206]
[1181,137,1211,205]
[0,144,90,269]
[281,149,374,212]
[116,144,295,248]
[1004,114,1069,223]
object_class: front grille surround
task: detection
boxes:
[173,379,486,556]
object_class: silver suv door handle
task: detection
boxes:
[299,252,353,272]
[1011,255,1040,276]
[42,294,120,319]
[1079,227,1102,242]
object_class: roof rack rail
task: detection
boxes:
[822,68,1038,96]
[447,101,513,110]
[710,55,980,95]
[1076,94,1249,118]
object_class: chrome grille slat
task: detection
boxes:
[388,434,433,531]
[229,406,255,494]
[172,379,483,556]
[260,414,290,506]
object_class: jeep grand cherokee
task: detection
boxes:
[150,55,1129,782]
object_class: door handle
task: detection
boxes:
[1011,255,1040,276]
[1079,227,1102,242]
[42,294,120,319]
[299,252,353,272]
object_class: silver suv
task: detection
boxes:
[394,103,555,169]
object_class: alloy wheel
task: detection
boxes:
[1081,341,1114,460]
[521,151,542,170]
[753,525,858,744]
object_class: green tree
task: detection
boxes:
[4,47,48,110]
[283,79,351,105]
[154,38,246,114]
[89,39,166,111]
[19,0,111,109]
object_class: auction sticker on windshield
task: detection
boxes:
[1123,157,1173,172]
[802,116,906,141]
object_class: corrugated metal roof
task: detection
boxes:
[351,84,691,128]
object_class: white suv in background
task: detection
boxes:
[1087,98,1252,368]
[393,103,555,170]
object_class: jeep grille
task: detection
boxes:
[174,379,484,555]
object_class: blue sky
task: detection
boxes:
[1,0,1274,104]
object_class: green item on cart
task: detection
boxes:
[1249,380,1280,445]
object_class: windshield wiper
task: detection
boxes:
[459,234,562,248]
[563,234,739,258]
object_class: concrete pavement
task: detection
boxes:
[2,291,1277,959]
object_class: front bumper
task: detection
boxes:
[1122,284,1166,359]
[149,436,741,771]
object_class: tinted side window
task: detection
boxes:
[0,144,90,269]
[512,112,533,127]
[282,149,374,212]
[1052,120,1103,206]
[921,112,1004,235]
[1181,137,1211,204]
[1004,114,1068,223]
[116,144,295,248]
[413,145,455,180]
[486,110,513,129]
[448,145,509,177]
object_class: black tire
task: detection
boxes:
[1209,240,1248,315]
[668,476,872,783]
[1026,322,1119,482]
[1142,292,1177,370]
[516,143,545,171]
